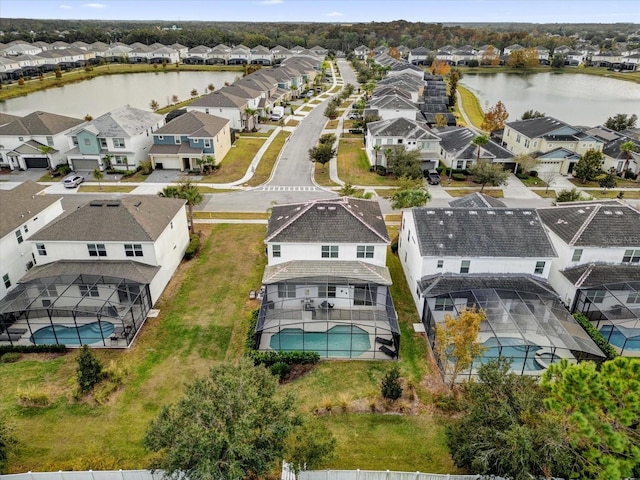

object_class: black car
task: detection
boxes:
[425,170,441,185]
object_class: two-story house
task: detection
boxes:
[398,205,604,379]
[0,196,189,348]
[149,111,231,171]
[436,126,514,171]
[0,111,85,171]
[365,117,441,171]
[538,200,640,356]
[408,47,431,65]
[228,44,250,65]
[254,198,400,359]
[188,90,248,131]
[66,106,163,172]
[0,181,63,302]
[364,95,420,121]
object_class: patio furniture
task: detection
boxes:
[249,290,257,300]
[7,328,27,335]
[379,345,397,358]
[375,336,393,346]
[319,300,334,310]
[0,333,22,342]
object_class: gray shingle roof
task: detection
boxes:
[262,260,392,285]
[411,207,557,257]
[537,200,640,247]
[418,273,557,296]
[448,192,507,209]
[505,116,570,138]
[0,111,84,136]
[190,91,247,108]
[155,111,228,138]
[20,260,160,285]
[561,263,640,287]
[31,196,185,242]
[266,198,389,244]
[0,181,62,238]
[70,106,162,138]
[367,117,438,140]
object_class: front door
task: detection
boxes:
[182,157,191,171]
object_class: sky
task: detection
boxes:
[1,0,639,24]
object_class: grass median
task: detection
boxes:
[246,131,290,187]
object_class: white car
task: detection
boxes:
[63,175,85,188]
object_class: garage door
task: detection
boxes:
[153,155,182,170]
[71,158,99,171]
[24,157,49,168]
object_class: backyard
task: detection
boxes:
[0,223,459,475]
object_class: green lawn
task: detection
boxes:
[518,176,547,187]
[446,188,504,197]
[456,85,484,130]
[247,131,290,187]
[337,139,402,186]
[313,162,341,187]
[532,189,557,199]
[568,177,639,188]
[585,190,640,199]
[197,137,267,183]
[78,185,137,193]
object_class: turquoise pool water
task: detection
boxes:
[30,321,114,346]
[269,325,371,358]
[476,337,544,372]
[600,325,640,351]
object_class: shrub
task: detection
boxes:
[76,345,103,393]
[139,160,153,175]
[0,352,21,364]
[452,173,467,181]
[554,188,583,203]
[184,233,200,260]
[375,165,387,176]
[573,313,618,361]
[16,385,49,407]
[381,366,402,400]
[0,344,66,356]
[270,361,291,381]
[624,169,637,180]
[249,350,320,368]
[516,172,529,180]
[529,170,538,177]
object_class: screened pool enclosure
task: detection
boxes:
[420,279,605,381]
[0,270,154,348]
[253,262,400,359]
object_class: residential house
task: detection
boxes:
[255,197,400,359]
[364,95,420,121]
[537,200,640,356]
[228,45,250,65]
[309,45,328,57]
[365,117,440,171]
[502,116,604,173]
[271,45,291,64]
[149,111,231,171]
[0,181,63,301]
[354,45,371,60]
[503,44,524,56]
[209,44,231,64]
[250,45,272,65]
[184,45,212,64]
[0,196,189,348]
[585,126,640,174]
[564,50,586,66]
[187,90,249,131]
[65,105,163,172]
[0,111,85,170]
[436,126,514,171]
[408,47,431,65]
[591,50,623,68]
[169,43,188,59]
[3,41,42,56]
[149,46,179,64]
[398,205,604,379]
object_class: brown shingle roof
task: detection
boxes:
[155,111,229,138]
[0,111,84,136]
[0,181,62,238]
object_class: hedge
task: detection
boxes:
[184,233,200,259]
[573,313,618,360]
[0,344,67,356]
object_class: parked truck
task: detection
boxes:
[270,106,285,121]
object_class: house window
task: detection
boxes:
[397,139,403,144]
[623,249,640,263]
[175,137,182,145]
[2,274,10,289]
[627,292,640,304]
[47,136,54,146]
[357,245,374,258]
[456,160,464,169]
[204,140,211,148]
[318,285,336,298]
[23,224,29,233]
[516,134,521,143]
[534,261,545,275]
[15,229,23,244]
[41,285,57,297]
[277,284,296,298]
[354,285,376,306]
[84,138,91,146]
[72,136,78,146]
[124,244,143,257]
[272,245,281,258]
[113,138,125,148]
[79,285,100,297]
[434,296,454,311]
[460,260,470,273]
[114,156,127,165]
[36,243,47,256]
[87,243,107,257]
[321,245,338,258]
[572,249,583,262]
[437,260,443,269]
[585,290,605,304]
[99,138,107,148]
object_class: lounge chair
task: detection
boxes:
[319,300,334,310]
[375,336,393,346]
[379,345,397,358]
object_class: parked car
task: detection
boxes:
[425,170,441,185]
[306,91,314,98]
[63,175,85,188]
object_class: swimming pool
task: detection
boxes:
[269,325,371,358]
[600,325,640,351]
[30,321,115,346]
[476,337,545,372]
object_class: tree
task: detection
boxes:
[54,66,62,79]
[471,135,489,163]
[599,167,617,191]
[190,88,198,97]
[604,113,638,132]
[144,359,299,480]
[480,45,500,66]
[324,102,338,119]
[506,48,539,68]
[539,169,562,193]
[171,94,179,104]
[284,419,336,472]
[620,140,638,172]
[551,54,565,69]
[36,144,55,170]
[430,60,451,76]
[574,149,604,183]
[521,109,545,120]
[372,144,382,167]
[542,357,640,480]
[448,69,460,107]
[513,153,538,175]
[434,113,448,127]
[380,366,402,400]
[434,306,485,387]
[386,146,422,179]
[554,188,584,204]
[149,99,159,111]
[243,108,258,132]
[481,100,509,133]
[76,345,103,393]
[207,83,215,92]
[158,180,203,234]
[468,162,509,192]
[446,358,576,480]
[92,167,104,190]
[308,143,335,172]
[84,114,93,121]
[391,177,431,209]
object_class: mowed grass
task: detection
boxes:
[198,137,267,183]
[78,185,137,193]
[456,85,484,130]
[246,131,290,187]
[446,188,504,197]
[0,224,266,472]
[337,139,402,187]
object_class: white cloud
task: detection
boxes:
[59,4,72,8]
[258,0,283,5]
[325,11,343,17]
[83,3,106,8]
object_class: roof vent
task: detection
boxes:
[437,243,445,249]
[447,233,453,239]
[439,220,444,225]
[469,211,477,215]
[426,210,435,214]
[317,206,325,210]
[444,210,453,216]
[578,209,585,214]
[487,211,495,215]
[133,201,142,208]
[327,206,336,211]
[523,211,532,215]
[615,211,623,215]
[89,200,103,207]
[604,210,612,215]
[107,201,120,207]
[505,211,513,215]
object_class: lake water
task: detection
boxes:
[460,72,640,127]
[0,70,242,118]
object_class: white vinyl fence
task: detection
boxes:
[0,471,165,480]
[299,470,483,480]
